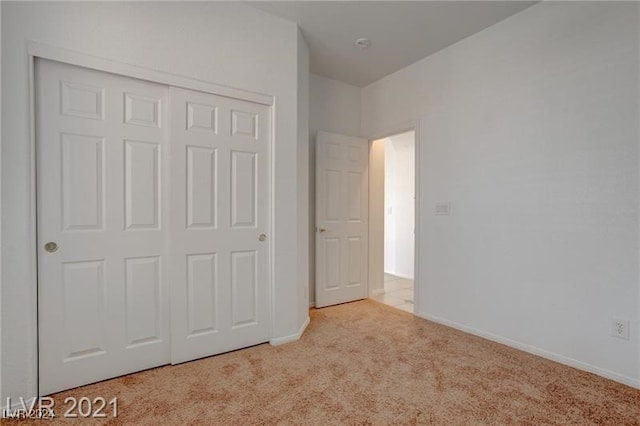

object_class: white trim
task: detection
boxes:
[413,119,421,316]
[417,311,640,389]
[27,41,273,106]
[637,0,640,393]
[368,120,418,141]
[370,289,385,297]
[268,97,277,344]
[27,43,39,403]
[269,316,310,346]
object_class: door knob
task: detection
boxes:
[318,228,326,233]
[44,242,58,253]
[258,233,267,242]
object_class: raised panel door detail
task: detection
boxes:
[325,238,340,290]
[347,237,362,286]
[169,86,270,366]
[231,110,258,139]
[347,172,362,222]
[61,81,105,120]
[125,140,160,230]
[187,146,217,229]
[39,59,171,395]
[61,133,105,231]
[231,151,257,228]
[187,102,217,132]
[231,251,257,328]
[348,145,361,163]
[62,260,106,361]
[124,93,161,128]
[325,170,341,222]
[327,143,341,160]
[315,132,368,308]
[186,254,217,337]
[125,257,161,348]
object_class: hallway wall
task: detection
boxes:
[384,131,415,279]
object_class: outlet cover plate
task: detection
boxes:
[611,318,630,340]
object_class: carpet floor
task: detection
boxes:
[7,300,640,425]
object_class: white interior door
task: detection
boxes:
[37,59,170,395]
[315,131,369,307]
[169,87,271,364]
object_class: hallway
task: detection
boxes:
[371,273,414,313]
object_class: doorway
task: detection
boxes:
[370,131,415,313]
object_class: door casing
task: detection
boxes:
[367,122,421,315]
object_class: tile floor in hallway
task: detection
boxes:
[371,273,414,313]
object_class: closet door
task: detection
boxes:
[169,87,271,363]
[37,59,171,395]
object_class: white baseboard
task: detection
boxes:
[416,311,640,389]
[269,316,310,346]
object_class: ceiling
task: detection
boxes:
[248,1,537,87]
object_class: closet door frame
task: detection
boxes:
[26,41,275,396]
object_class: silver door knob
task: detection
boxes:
[44,242,58,253]
[258,234,267,242]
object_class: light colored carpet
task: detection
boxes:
[9,300,640,424]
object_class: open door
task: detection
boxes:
[315,131,368,307]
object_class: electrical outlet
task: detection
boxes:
[611,318,630,340]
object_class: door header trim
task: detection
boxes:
[27,41,274,106]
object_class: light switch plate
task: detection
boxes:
[435,202,451,216]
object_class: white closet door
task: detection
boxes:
[315,131,369,308]
[37,59,170,395]
[169,87,271,364]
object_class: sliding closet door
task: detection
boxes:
[169,87,271,363]
[37,59,272,393]
[37,59,171,395]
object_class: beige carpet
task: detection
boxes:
[8,300,640,425]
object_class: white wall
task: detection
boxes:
[1,1,308,403]
[309,74,362,138]
[384,131,415,279]
[384,140,397,274]
[369,139,385,296]
[363,1,640,387]
[0,1,3,402]
[637,0,640,392]
[309,74,362,305]
[296,29,310,325]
